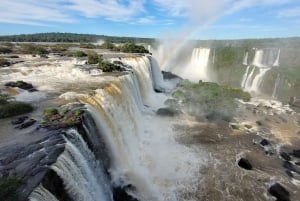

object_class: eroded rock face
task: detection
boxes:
[268,183,290,201]
[237,158,253,170]
[0,129,66,200]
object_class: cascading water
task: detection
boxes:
[272,74,281,98]
[34,129,113,201]
[29,185,59,201]
[181,48,211,82]
[63,56,205,201]
[241,48,280,94]
[243,52,248,65]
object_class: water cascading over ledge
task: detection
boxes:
[25,55,203,201]
[241,48,280,94]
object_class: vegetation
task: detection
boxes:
[0,175,24,201]
[0,46,12,54]
[0,57,10,67]
[0,33,154,44]
[171,80,250,121]
[0,94,33,118]
[97,61,125,72]
[18,43,48,56]
[87,52,103,64]
[120,42,149,53]
[73,51,87,57]
[79,43,96,49]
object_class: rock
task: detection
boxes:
[295,162,300,166]
[238,158,253,170]
[5,81,37,92]
[113,185,138,201]
[285,170,293,177]
[244,124,252,129]
[230,124,239,130]
[289,96,300,108]
[156,108,180,117]
[11,116,29,125]
[291,150,300,158]
[280,152,291,161]
[268,183,290,201]
[15,119,36,129]
[260,139,270,146]
[256,121,263,126]
[297,131,300,135]
[283,161,300,175]
[162,71,182,80]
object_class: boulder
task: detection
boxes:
[11,116,29,125]
[268,183,290,201]
[156,108,180,117]
[260,139,270,146]
[289,97,300,108]
[5,81,37,92]
[280,152,291,161]
[238,158,253,170]
[291,150,300,158]
[15,119,36,129]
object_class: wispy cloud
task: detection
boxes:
[278,7,300,18]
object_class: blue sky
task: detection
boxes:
[0,0,299,39]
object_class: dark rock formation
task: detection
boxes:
[156,107,180,117]
[268,183,290,201]
[0,129,66,200]
[5,81,37,92]
[11,116,29,125]
[256,121,263,126]
[113,185,139,201]
[291,150,300,158]
[162,71,182,80]
[280,152,291,161]
[260,139,270,146]
[283,161,300,175]
[15,119,36,129]
[238,158,253,170]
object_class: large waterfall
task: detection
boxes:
[241,48,280,94]
[27,56,204,201]
[182,48,211,82]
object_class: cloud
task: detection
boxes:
[278,7,300,18]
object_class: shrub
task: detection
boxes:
[0,101,33,118]
[120,42,149,53]
[0,46,12,54]
[73,51,87,57]
[43,107,58,117]
[87,52,103,64]
[0,175,24,201]
[80,43,96,49]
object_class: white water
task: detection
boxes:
[29,185,59,201]
[182,48,211,82]
[272,74,281,98]
[51,129,113,201]
[243,52,248,65]
[241,48,280,94]
[68,56,206,201]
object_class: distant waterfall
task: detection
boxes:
[182,48,211,82]
[241,48,280,94]
[29,185,59,201]
[51,129,113,201]
[272,74,281,98]
[243,52,248,65]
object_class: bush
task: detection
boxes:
[87,52,103,64]
[80,43,96,49]
[73,51,87,57]
[0,101,34,118]
[120,42,149,53]
[0,46,12,54]
[172,80,251,120]
[43,107,58,117]
[0,175,24,201]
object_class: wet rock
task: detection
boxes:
[5,81,37,92]
[283,161,300,175]
[285,170,293,177]
[15,119,36,129]
[156,108,180,117]
[11,116,29,125]
[230,124,239,130]
[256,121,263,126]
[162,71,182,80]
[113,185,138,201]
[260,139,270,146]
[268,183,290,201]
[280,152,291,161]
[238,158,253,170]
[291,150,300,158]
[295,162,300,166]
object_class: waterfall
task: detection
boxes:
[29,185,59,201]
[273,49,280,67]
[182,48,211,82]
[243,52,248,65]
[241,65,251,88]
[272,74,280,98]
[241,48,280,94]
[50,129,113,201]
[76,56,204,200]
